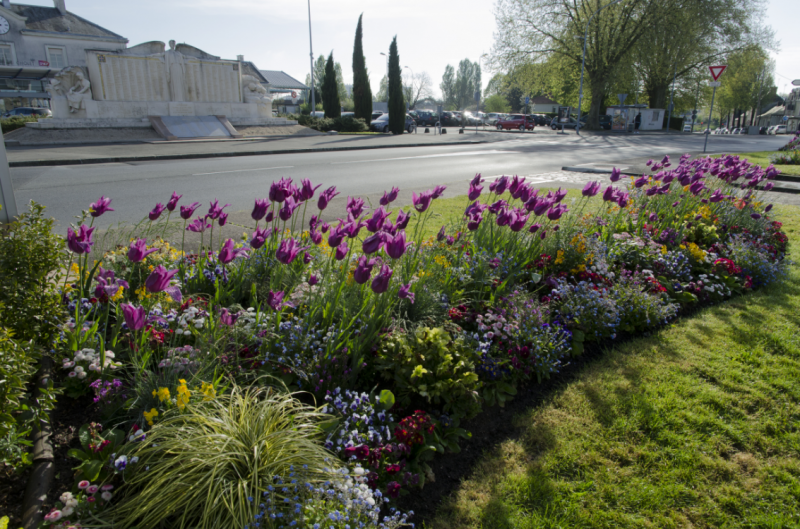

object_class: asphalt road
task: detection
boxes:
[9,132,787,233]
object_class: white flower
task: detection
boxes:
[77,371,87,379]
[101,491,113,501]
[130,456,139,464]
[59,492,73,503]
[74,366,84,373]
[68,372,77,378]
[61,506,74,516]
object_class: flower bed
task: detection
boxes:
[2,153,789,528]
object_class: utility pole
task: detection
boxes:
[691,80,700,133]
[753,67,766,128]
[307,0,315,114]
[666,62,677,131]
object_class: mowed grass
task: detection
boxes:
[711,151,800,176]
[427,204,800,529]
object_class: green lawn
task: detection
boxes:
[427,203,800,529]
[713,151,800,177]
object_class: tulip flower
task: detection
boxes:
[362,232,387,254]
[266,290,287,311]
[218,212,228,227]
[219,308,238,326]
[398,283,415,304]
[648,213,658,222]
[750,213,762,220]
[366,206,390,233]
[709,189,724,203]
[489,176,509,195]
[532,197,552,216]
[354,256,376,284]
[661,155,670,166]
[689,181,706,196]
[395,210,412,230]
[508,175,524,196]
[488,200,507,215]
[602,186,617,202]
[659,183,671,194]
[308,273,320,286]
[317,186,340,210]
[645,186,658,196]
[345,219,366,238]
[616,193,629,208]
[250,226,272,249]
[553,187,567,203]
[634,176,648,188]
[145,265,181,301]
[89,196,114,217]
[432,185,447,199]
[269,178,293,203]
[436,226,446,242]
[610,167,622,182]
[582,181,601,197]
[346,196,367,218]
[529,223,541,233]
[310,229,322,245]
[470,173,484,186]
[385,231,411,259]
[252,199,270,222]
[645,159,653,166]
[298,179,322,201]
[466,182,482,201]
[303,252,312,264]
[467,213,483,231]
[547,204,568,221]
[127,238,158,263]
[66,224,95,254]
[218,239,249,265]
[411,191,433,213]
[496,207,513,227]
[186,217,211,233]
[327,224,346,249]
[279,196,301,221]
[149,203,166,221]
[180,202,201,220]
[276,238,308,265]
[166,192,182,212]
[509,210,529,232]
[335,241,349,260]
[121,303,146,331]
[95,271,128,300]
[379,187,400,206]
[207,199,230,220]
[371,264,393,294]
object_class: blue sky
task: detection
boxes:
[19,0,800,97]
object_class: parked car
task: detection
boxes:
[550,116,585,130]
[776,124,787,134]
[682,124,693,132]
[414,110,439,127]
[599,114,612,130]
[370,111,384,121]
[462,112,483,126]
[2,106,52,118]
[369,113,416,133]
[532,114,549,126]
[441,111,461,126]
[496,114,535,131]
[485,112,503,126]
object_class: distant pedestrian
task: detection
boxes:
[634,112,642,134]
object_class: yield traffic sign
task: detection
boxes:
[709,65,727,81]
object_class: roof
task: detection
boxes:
[9,3,126,41]
[242,62,268,84]
[758,105,785,118]
[530,96,560,106]
[259,70,308,90]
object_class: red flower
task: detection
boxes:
[386,481,401,498]
[386,464,402,475]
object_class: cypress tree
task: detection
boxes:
[352,14,373,121]
[322,52,341,119]
[387,36,405,135]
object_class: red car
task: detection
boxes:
[496,114,535,131]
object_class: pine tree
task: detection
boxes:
[352,14,373,121]
[387,36,405,135]
[322,52,341,119]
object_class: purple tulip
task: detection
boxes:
[380,187,400,206]
[66,224,95,254]
[547,204,568,221]
[489,176,509,195]
[553,187,567,203]
[661,155,670,166]
[582,181,601,197]
[310,229,322,245]
[371,264,393,294]
[186,217,211,233]
[396,210,411,230]
[689,181,706,196]
[509,210,529,232]
[602,186,617,202]
[446,235,455,245]
[354,256,376,284]
[411,191,433,213]
[318,186,340,210]
[465,201,487,217]
[166,192,182,212]
[540,229,547,240]
[496,207,513,227]
[765,165,779,179]
[553,224,560,232]
[645,186,658,197]
[648,213,658,222]
[269,178,293,203]
[508,176,525,196]
[299,179,322,201]
[219,308,238,326]
[309,273,320,286]
[89,196,113,217]
[659,183,671,194]
[218,239,249,264]
[610,167,622,182]
[127,239,158,262]
[251,226,272,249]
[646,159,653,166]
[276,238,307,265]
[145,265,182,302]
[467,182,484,201]
[751,213,762,220]
[432,185,447,199]
[219,212,229,227]
[252,199,270,222]
[764,182,774,191]
[385,231,411,259]
[280,196,301,221]
[634,176,648,188]
[95,269,128,299]
[207,199,230,220]
[366,206,390,233]
[489,200,508,215]
[121,303,146,331]
[470,173,484,186]
[510,180,529,200]
[437,226,446,242]
[345,219,366,239]
[616,192,629,208]
[266,290,287,311]
[149,203,166,221]
[335,241,349,261]
[180,202,201,220]
[662,174,675,185]
[765,204,773,213]
[529,223,541,233]
[467,213,483,231]
[362,232,387,254]
[327,224,346,249]
[398,283,415,304]
[347,196,367,218]
[532,197,552,216]
[303,252,312,264]
[709,189,724,203]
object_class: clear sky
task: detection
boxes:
[17,0,800,97]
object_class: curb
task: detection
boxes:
[22,356,55,529]
[561,166,639,176]
[8,139,492,168]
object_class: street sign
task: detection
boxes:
[709,65,727,81]
[784,116,789,122]
[525,96,530,105]
[709,81,721,87]
[474,91,481,102]
[618,93,627,105]
[793,80,800,86]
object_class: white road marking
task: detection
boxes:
[192,166,294,176]
[329,150,519,165]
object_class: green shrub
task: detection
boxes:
[108,385,335,529]
[1,115,39,134]
[0,202,65,344]
[771,150,800,165]
[0,326,37,467]
[297,114,368,133]
[375,327,482,419]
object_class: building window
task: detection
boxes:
[0,43,15,66]
[46,46,66,69]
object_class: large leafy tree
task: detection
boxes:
[387,37,405,134]
[352,14,373,120]
[322,52,341,118]
[716,47,775,127]
[403,71,433,109]
[440,65,456,109]
[454,59,481,110]
[305,55,326,98]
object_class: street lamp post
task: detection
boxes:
[380,52,388,77]
[307,0,315,114]
[576,0,626,134]
[404,66,414,110]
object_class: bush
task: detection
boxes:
[297,114,368,133]
[1,115,39,134]
[108,385,334,529]
[0,326,37,467]
[0,202,65,344]
[771,150,800,165]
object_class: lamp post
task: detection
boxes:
[404,66,414,110]
[307,0,315,114]
[380,52,388,77]
[576,0,626,134]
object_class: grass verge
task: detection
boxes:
[426,202,800,529]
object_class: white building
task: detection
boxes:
[0,0,127,112]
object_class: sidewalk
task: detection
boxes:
[6,130,500,167]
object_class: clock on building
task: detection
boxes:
[0,16,9,35]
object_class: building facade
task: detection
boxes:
[0,0,127,112]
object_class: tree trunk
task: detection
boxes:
[646,83,669,111]
[585,80,605,130]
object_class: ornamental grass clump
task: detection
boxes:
[107,384,335,529]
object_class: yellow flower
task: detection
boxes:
[111,285,125,302]
[70,262,80,276]
[661,245,668,255]
[554,250,565,265]
[687,242,706,262]
[143,408,158,426]
[433,255,451,268]
[177,393,189,411]
[199,381,216,401]
[153,387,170,402]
